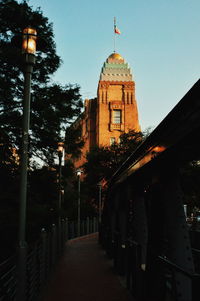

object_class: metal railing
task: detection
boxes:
[126,239,143,300]
[126,241,200,301]
[102,232,200,301]
[99,80,200,300]
[0,255,17,301]
[0,217,98,301]
[157,254,200,301]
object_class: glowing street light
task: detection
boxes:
[57,142,64,253]
[58,141,64,154]
[76,169,83,236]
[97,182,102,224]
[17,27,37,301]
[22,27,37,54]
[58,142,64,213]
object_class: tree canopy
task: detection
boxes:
[0,0,85,217]
[0,0,83,165]
[82,130,144,205]
[0,1,85,258]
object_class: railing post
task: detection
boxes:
[133,242,143,299]
[61,219,64,251]
[51,224,56,266]
[40,228,47,286]
[93,217,96,233]
[126,240,131,289]
[87,217,90,234]
[16,243,27,301]
[62,218,67,249]
[71,221,75,239]
[58,217,61,255]
[82,219,86,236]
[113,231,118,271]
[80,220,83,236]
[192,274,200,301]
[65,217,69,241]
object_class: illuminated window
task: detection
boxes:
[110,137,116,145]
[113,110,121,124]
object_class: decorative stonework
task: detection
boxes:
[73,52,140,168]
[100,55,133,82]
[109,102,123,109]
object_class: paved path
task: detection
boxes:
[41,233,133,301]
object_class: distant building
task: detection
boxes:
[73,52,140,168]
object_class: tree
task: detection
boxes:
[0,0,85,222]
[65,121,85,160]
[30,83,83,164]
[0,0,83,165]
[82,130,144,206]
[0,132,20,204]
[0,1,85,258]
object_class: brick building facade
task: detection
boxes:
[73,52,140,167]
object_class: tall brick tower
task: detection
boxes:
[72,52,140,167]
[96,52,140,146]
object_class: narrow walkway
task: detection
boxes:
[41,233,133,301]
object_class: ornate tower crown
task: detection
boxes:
[99,52,133,82]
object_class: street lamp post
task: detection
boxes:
[58,142,64,213]
[76,169,82,237]
[58,142,64,252]
[97,183,102,224]
[17,27,37,301]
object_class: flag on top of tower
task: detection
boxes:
[114,17,121,34]
[115,26,121,34]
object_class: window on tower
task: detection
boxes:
[113,109,121,124]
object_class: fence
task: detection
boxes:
[125,237,200,301]
[0,217,98,301]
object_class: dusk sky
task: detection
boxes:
[28,0,200,131]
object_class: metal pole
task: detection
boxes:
[58,154,62,253]
[98,184,102,223]
[114,17,116,52]
[77,175,81,237]
[17,53,34,301]
[58,154,62,212]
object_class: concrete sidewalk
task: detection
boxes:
[41,233,133,301]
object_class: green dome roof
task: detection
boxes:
[99,53,133,82]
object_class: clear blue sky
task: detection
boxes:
[28,0,200,131]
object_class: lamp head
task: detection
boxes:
[22,27,37,54]
[76,169,82,177]
[58,142,64,154]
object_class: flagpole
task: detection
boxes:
[114,17,116,52]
